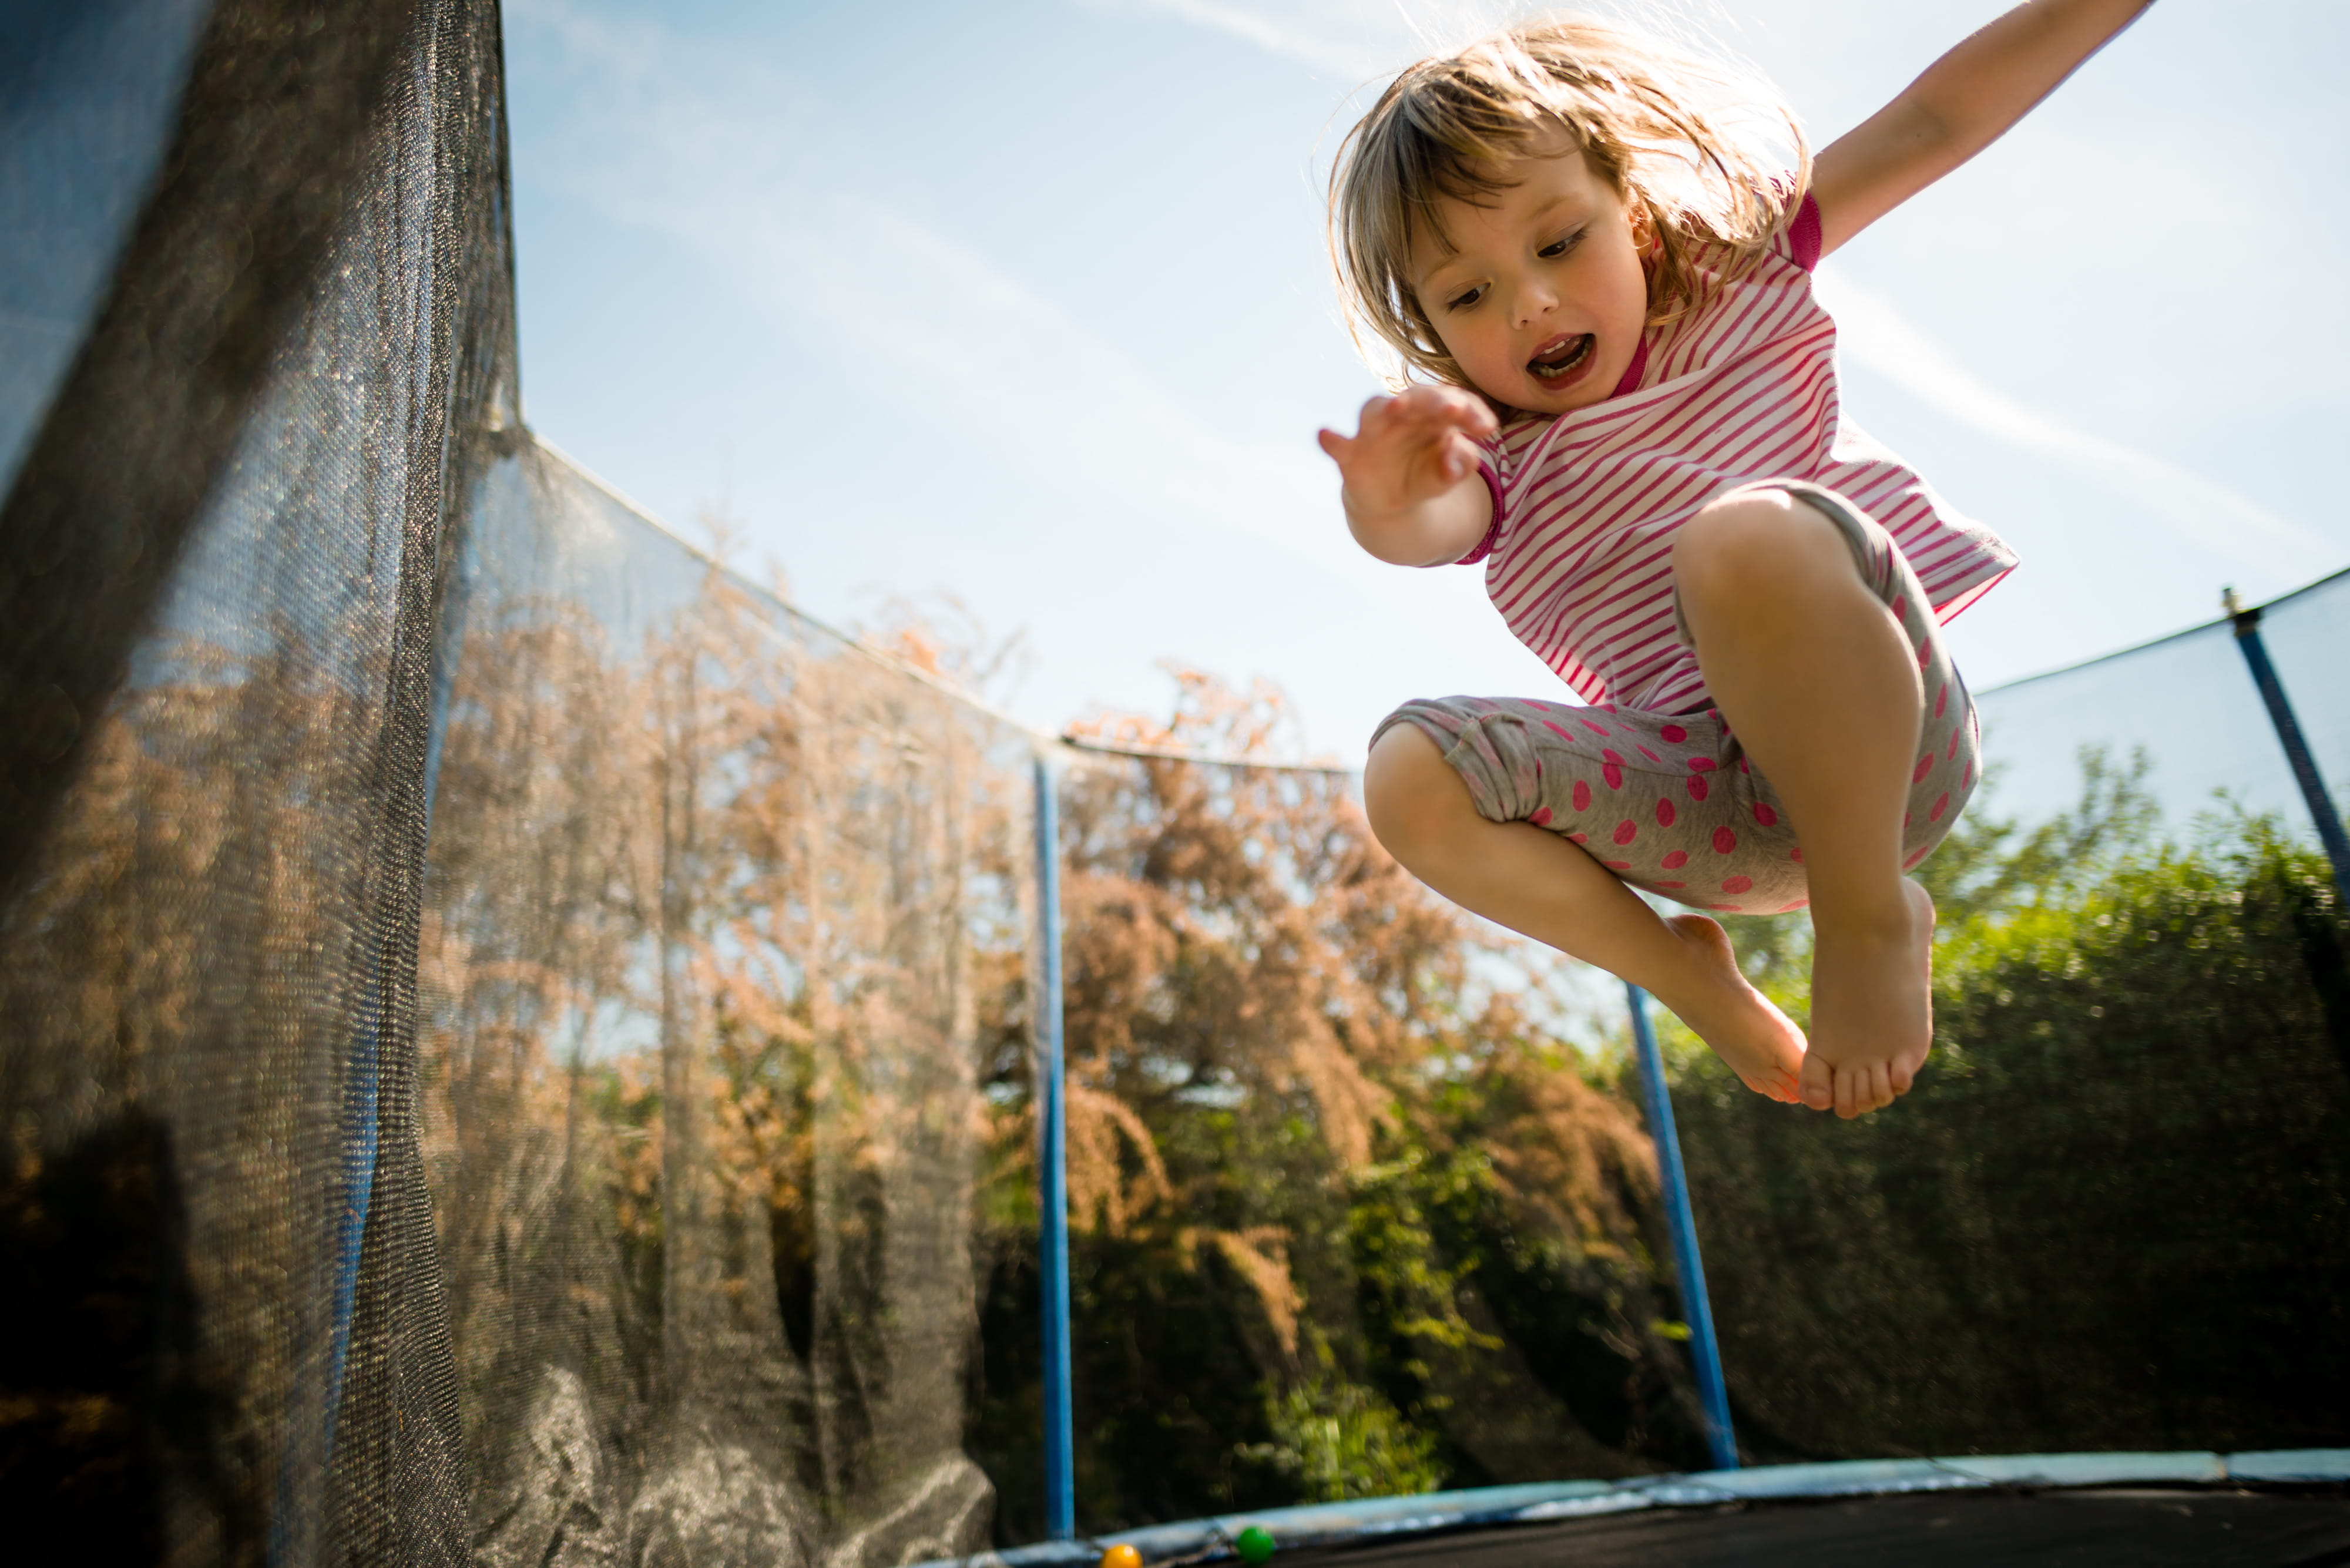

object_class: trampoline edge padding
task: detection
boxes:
[940,1449,2350,1566]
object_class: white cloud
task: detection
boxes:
[1069,0,1509,81]
[1816,264,2338,581]
[1065,0,1813,88]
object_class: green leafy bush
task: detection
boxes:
[1669,766,2350,1459]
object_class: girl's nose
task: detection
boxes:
[1512,280,1557,327]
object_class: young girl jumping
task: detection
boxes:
[1320,2,2150,1118]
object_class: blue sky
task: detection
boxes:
[503,0,2349,759]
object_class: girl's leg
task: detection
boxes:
[1674,488,1933,1118]
[1364,723,1805,1103]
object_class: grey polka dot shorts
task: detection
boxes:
[1371,483,1979,916]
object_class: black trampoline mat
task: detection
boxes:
[1289,1489,2350,1567]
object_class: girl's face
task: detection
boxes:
[1408,142,1651,417]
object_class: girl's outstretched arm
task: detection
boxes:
[1811,0,2154,258]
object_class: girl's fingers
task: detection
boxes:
[1440,430,1482,483]
[1395,385,1496,436]
[1317,428,1351,461]
[1366,386,1490,444]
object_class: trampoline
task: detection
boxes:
[3,1,2346,1564]
[1240,1489,2350,1568]
[936,1453,2350,1566]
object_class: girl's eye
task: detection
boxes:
[1538,228,1586,260]
[1445,285,1485,311]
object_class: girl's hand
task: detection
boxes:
[1317,385,1499,567]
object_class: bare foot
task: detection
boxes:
[1655,914,1808,1103]
[1799,878,1936,1118]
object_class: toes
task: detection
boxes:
[1898,1035,1932,1085]
[1799,1053,1834,1112]
[1834,1065,1859,1120]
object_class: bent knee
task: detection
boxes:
[1674,488,1847,599]
[1363,723,1472,865]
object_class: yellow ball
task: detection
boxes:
[1099,1546,1144,1568]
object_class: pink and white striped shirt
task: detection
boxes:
[1459,190,2016,715]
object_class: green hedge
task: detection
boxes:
[1671,794,2350,1459]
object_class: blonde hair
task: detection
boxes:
[1329,15,1808,391]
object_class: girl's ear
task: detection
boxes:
[1630,200,1663,256]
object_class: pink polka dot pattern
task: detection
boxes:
[1530,807,1552,827]
[1656,798,1676,827]
[1613,820,1638,845]
[1572,781,1592,812]
[1660,724,1687,743]
[1661,850,1689,870]
[1712,827,1737,855]
[1753,803,1778,827]
[1686,775,1709,801]
[1912,754,1933,783]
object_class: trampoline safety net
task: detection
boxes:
[3,1,2346,1565]
[5,1,1029,1561]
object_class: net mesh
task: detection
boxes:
[1970,569,2350,835]
[424,444,1032,1566]
[5,0,2348,1561]
[2,2,1028,1560]
[1023,740,1709,1534]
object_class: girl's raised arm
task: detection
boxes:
[1811,0,2154,258]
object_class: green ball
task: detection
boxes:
[1234,1525,1276,1565]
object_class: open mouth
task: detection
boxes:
[1527,333,1596,384]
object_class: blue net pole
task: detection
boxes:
[1033,755,1077,1539]
[1626,982,1738,1470]
[2231,603,2350,905]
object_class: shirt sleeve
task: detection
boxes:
[1788,190,1822,273]
[1452,460,1506,565]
